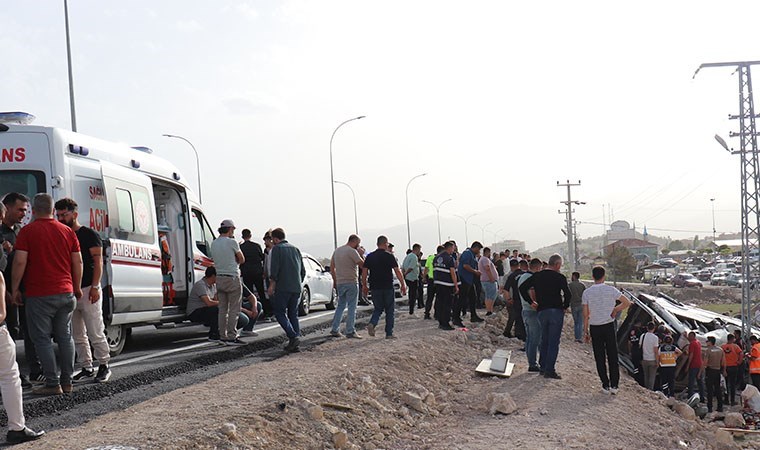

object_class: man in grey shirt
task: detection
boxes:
[329,234,365,338]
[568,272,586,343]
[209,219,245,346]
[267,228,306,352]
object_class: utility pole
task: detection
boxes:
[557,180,583,272]
[695,60,760,349]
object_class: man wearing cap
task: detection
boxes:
[210,219,245,346]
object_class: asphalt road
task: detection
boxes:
[1,297,409,443]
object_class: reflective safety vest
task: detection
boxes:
[750,343,760,374]
[659,350,677,367]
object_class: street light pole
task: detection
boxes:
[710,198,716,243]
[421,198,452,244]
[454,213,477,245]
[334,180,358,235]
[473,222,492,243]
[63,0,77,132]
[330,116,366,250]
[405,173,427,249]
[162,134,202,203]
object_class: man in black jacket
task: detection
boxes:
[519,254,571,379]
[240,229,267,316]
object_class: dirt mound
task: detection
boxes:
[16,310,738,449]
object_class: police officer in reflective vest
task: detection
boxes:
[433,241,459,331]
[750,336,760,389]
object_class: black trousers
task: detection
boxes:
[512,298,526,340]
[752,373,760,390]
[417,278,424,308]
[660,366,676,397]
[590,322,620,389]
[243,271,269,315]
[425,280,436,318]
[436,285,453,327]
[726,365,740,405]
[706,368,723,412]
[407,279,419,314]
[504,304,515,335]
[455,282,477,320]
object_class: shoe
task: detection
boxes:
[602,387,611,395]
[6,427,44,444]
[544,371,562,380]
[367,323,376,337]
[329,330,344,338]
[346,332,363,339]
[485,312,493,316]
[285,337,300,352]
[30,373,46,384]
[240,330,259,337]
[453,322,465,328]
[528,366,541,372]
[424,314,431,320]
[95,365,111,383]
[224,338,246,346]
[503,332,514,338]
[470,316,484,323]
[61,384,73,394]
[575,339,584,343]
[539,370,546,376]
[208,335,220,342]
[519,347,526,352]
[32,385,63,396]
[610,387,619,395]
[20,374,32,389]
[386,335,397,340]
[439,325,455,330]
[73,368,95,382]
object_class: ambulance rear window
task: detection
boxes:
[0,170,45,202]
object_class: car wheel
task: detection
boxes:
[298,287,311,317]
[325,288,337,310]
[105,323,128,357]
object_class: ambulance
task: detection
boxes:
[0,112,216,355]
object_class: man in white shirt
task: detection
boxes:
[209,219,245,346]
[639,322,660,391]
[582,266,631,394]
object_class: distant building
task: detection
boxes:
[607,220,638,243]
[495,239,526,252]
[603,238,659,262]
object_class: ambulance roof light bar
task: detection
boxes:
[0,112,36,125]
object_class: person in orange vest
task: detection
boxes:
[722,334,744,406]
[749,335,760,389]
[656,334,682,397]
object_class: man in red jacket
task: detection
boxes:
[10,194,82,396]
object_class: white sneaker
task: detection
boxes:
[240,330,258,337]
[609,388,619,395]
[601,388,611,395]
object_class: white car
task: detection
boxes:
[299,253,336,316]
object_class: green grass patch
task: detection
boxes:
[700,303,741,315]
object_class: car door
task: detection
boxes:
[311,257,333,302]
[305,257,328,304]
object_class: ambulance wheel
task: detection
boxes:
[105,323,128,356]
[325,288,337,310]
[298,287,311,316]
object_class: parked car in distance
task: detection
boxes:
[696,268,714,281]
[725,273,745,288]
[655,258,678,268]
[710,271,729,286]
[672,273,703,288]
[299,254,336,316]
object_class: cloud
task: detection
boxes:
[222,96,284,115]
[222,3,260,20]
[174,19,203,32]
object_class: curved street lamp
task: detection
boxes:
[422,198,452,245]
[473,222,492,243]
[162,134,202,203]
[334,180,358,235]
[330,116,366,249]
[405,173,427,249]
[454,213,477,245]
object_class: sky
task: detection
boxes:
[1,1,758,257]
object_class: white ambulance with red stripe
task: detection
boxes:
[0,112,215,355]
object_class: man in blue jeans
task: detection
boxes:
[362,236,407,339]
[519,254,571,379]
[519,258,542,372]
[330,235,365,338]
[267,228,306,353]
